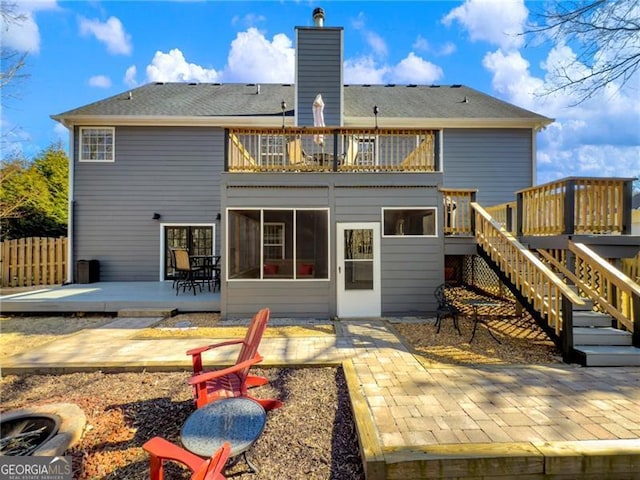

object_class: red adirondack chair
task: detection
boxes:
[143,437,230,480]
[186,307,282,410]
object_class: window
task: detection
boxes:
[80,127,114,162]
[260,135,285,167]
[382,208,437,237]
[357,136,376,166]
[264,223,285,259]
[227,209,329,280]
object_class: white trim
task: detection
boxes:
[158,223,216,281]
[225,207,330,282]
[66,126,74,283]
[78,126,115,162]
[381,207,438,237]
[53,115,552,130]
[336,222,381,318]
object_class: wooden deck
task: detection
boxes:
[0,282,220,314]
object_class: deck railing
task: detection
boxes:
[440,189,476,235]
[227,128,438,173]
[516,177,633,236]
[473,202,584,360]
[484,201,517,233]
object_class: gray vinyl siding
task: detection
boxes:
[221,173,444,319]
[334,187,443,314]
[296,27,343,127]
[73,126,222,281]
[442,128,533,205]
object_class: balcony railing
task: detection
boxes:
[516,177,634,236]
[440,188,477,236]
[227,128,438,173]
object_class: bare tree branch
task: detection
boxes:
[524,0,640,105]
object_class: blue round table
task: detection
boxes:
[180,397,266,473]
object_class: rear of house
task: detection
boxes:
[52,8,551,319]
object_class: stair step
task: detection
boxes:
[573,327,632,346]
[572,311,612,328]
[574,345,640,367]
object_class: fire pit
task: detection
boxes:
[1,414,60,456]
[0,403,86,456]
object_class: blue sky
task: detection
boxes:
[2,0,638,185]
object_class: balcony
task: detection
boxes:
[226,128,438,173]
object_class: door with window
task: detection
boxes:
[336,223,381,317]
[164,225,214,280]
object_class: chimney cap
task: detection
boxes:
[312,7,325,27]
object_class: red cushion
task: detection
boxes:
[297,264,313,275]
[264,264,278,275]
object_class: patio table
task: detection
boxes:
[180,397,266,473]
[461,298,502,344]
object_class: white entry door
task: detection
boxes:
[336,222,381,317]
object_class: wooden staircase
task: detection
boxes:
[570,289,640,366]
[472,202,640,367]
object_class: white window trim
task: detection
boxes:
[158,223,216,281]
[264,222,285,259]
[79,127,115,162]
[381,207,438,238]
[226,207,330,282]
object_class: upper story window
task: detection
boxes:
[79,127,114,162]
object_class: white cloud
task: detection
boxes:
[53,122,68,139]
[344,56,389,84]
[88,75,112,88]
[344,53,443,85]
[222,28,294,82]
[352,12,388,58]
[146,49,220,83]
[0,1,58,53]
[392,53,444,84]
[413,35,456,56]
[231,13,266,28]
[79,16,132,55]
[124,65,138,87]
[443,0,527,50]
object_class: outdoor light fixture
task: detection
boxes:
[152,213,161,220]
[216,213,221,221]
[373,105,380,129]
[281,100,287,129]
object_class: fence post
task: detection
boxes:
[516,192,523,237]
[622,179,633,235]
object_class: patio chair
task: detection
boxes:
[287,138,313,166]
[186,307,283,411]
[143,437,230,480]
[434,283,461,334]
[174,248,202,295]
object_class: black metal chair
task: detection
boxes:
[434,283,461,334]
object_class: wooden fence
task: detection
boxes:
[0,237,67,287]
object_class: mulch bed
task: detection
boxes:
[0,367,364,480]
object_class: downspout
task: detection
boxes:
[66,124,75,284]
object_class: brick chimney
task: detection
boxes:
[295,8,343,126]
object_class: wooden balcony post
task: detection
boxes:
[560,295,575,363]
[435,131,441,171]
[506,203,513,233]
[516,191,523,237]
[564,179,576,235]
[224,129,229,172]
[332,130,339,172]
[622,179,633,235]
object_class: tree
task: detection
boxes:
[1,2,29,103]
[0,143,69,240]
[526,0,640,104]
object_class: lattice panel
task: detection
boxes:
[461,255,515,301]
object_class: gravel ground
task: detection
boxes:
[1,288,561,479]
[1,367,363,480]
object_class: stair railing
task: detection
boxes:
[472,202,584,360]
[569,241,640,346]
